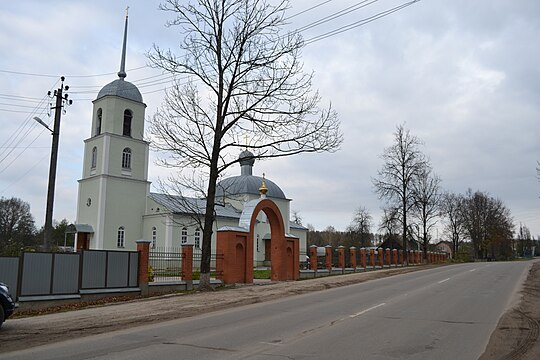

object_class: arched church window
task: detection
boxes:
[91,147,97,169]
[123,109,132,137]
[96,108,102,135]
[151,227,157,249]
[194,228,201,249]
[122,148,131,169]
[117,226,125,248]
[181,227,188,244]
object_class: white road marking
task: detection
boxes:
[469,269,477,272]
[350,303,386,318]
[438,278,451,284]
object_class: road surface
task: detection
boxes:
[0,261,530,359]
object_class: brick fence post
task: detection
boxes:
[136,240,151,296]
[309,245,318,272]
[325,245,332,271]
[378,249,384,268]
[385,248,391,267]
[370,249,376,268]
[350,247,357,271]
[360,248,367,269]
[338,246,345,272]
[392,249,398,267]
[182,244,194,290]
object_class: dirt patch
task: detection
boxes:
[479,261,540,360]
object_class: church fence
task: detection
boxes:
[149,246,183,281]
[0,249,139,300]
[148,247,224,281]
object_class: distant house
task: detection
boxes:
[435,241,453,258]
[378,238,421,251]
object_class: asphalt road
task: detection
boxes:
[0,261,529,360]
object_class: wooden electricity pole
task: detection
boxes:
[42,76,71,252]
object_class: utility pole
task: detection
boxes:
[42,76,72,252]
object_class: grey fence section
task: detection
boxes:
[81,250,106,289]
[52,253,80,295]
[2,250,138,300]
[20,253,53,296]
[129,252,138,287]
[81,250,138,289]
[19,252,81,297]
[0,257,19,298]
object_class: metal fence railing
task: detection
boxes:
[149,247,183,282]
[193,251,223,277]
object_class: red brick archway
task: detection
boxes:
[216,198,299,283]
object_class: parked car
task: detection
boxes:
[0,282,16,329]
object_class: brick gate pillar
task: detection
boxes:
[309,245,318,271]
[350,247,357,270]
[136,240,151,296]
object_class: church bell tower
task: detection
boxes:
[75,11,149,250]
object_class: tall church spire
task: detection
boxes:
[117,7,129,80]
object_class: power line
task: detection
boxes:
[0,65,148,79]
[305,0,421,45]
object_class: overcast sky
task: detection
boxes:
[1,0,539,238]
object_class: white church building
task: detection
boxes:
[73,14,307,266]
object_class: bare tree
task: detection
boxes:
[148,0,342,288]
[373,125,427,262]
[378,206,400,248]
[517,223,533,257]
[411,167,441,262]
[347,206,372,247]
[440,192,465,258]
[291,210,303,226]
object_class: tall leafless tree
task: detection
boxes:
[148,0,342,288]
[411,167,441,262]
[347,206,372,247]
[440,192,465,258]
[378,206,400,248]
[373,125,427,262]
